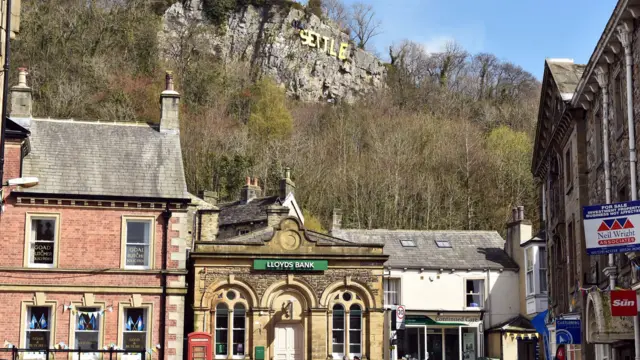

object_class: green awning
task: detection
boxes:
[405,315,466,326]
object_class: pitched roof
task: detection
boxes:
[486,314,536,332]
[332,229,518,270]
[546,59,586,99]
[212,226,363,247]
[5,118,30,139]
[218,196,280,226]
[17,119,188,199]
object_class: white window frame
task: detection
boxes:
[465,279,485,309]
[121,216,155,270]
[384,278,401,307]
[539,247,548,293]
[332,304,346,359]
[526,247,535,295]
[122,308,149,352]
[348,304,362,359]
[25,214,60,268]
[231,304,246,358]
[72,307,102,360]
[596,344,610,360]
[24,306,52,351]
[214,304,229,359]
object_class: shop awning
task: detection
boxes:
[405,315,467,326]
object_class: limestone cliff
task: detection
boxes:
[159,0,386,103]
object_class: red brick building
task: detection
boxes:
[0,70,190,360]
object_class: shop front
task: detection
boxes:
[395,313,482,360]
[189,215,389,360]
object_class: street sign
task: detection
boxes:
[556,319,581,345]
[395,305,405,330]
[583,201,640,255]
[611,290,638,316]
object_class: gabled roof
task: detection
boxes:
[5,118,30,139]
[332,229,518,270]
[546,59,586,100]
[521,229,546,248]
[218,195,281,226]
[486,314,536,332]
[16,118,188,199]
[213,226,364,247]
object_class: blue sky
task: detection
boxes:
[339,0,617,79]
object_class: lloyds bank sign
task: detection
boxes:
[253,259,328,271]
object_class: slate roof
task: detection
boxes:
[332,229,518,270]
[212,226,367,247]
[17,119,188,199]
[546,59,586,96]
[486,315,535,332]
[218,196,280,226]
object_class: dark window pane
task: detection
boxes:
[124,309,145,331]
[28,307,49,330]
[76,332,99,350]
[349,343,361,354]
[123,333,146,350]
[215,331,227,355]
[232,330,245,355]
[33,219,55,241]
[332,344,344,353]
[77,308,100,331]
[26,332,49,350]
[127,222,149,244]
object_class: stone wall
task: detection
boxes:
[159,0,386,103]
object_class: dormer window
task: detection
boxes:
[525,245,548,297]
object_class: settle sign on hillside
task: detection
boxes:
[253,259,328,271]
[583,201,640,255]
[299,29,349,60]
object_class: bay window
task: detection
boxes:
[384,278,400,306]
[539,248,548,293]
[526,247,534,295]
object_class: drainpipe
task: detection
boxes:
[160,203,172,360]
[595,65,616,290]
[0,0,13,186]
[617,23,640,360]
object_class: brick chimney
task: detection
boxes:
[160,71,180,134]
[279,167,295,199]
[10,68,32,120]
[240,177,262,203]
[198,190,218,206]
[331,208,342,231]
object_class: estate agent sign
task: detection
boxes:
[583,201,640,255]
[253,259,328,271]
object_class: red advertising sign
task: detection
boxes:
[611,290,638,316]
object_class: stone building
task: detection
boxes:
[0,70,190,360]
[532,1,640,359]
[188,176,388,360]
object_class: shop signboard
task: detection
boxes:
[556,319,581,345]
[610,290,639,316]
[583,201,640,255]
[253,259,328,271]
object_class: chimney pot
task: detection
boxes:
[512,207,518,222]
[517,206,525,221]
[160,70,180,134]
[246,176,251,185]
[10,68,32,120]
[332,208,343,232]
[253,177,258,187]
[165,70,174,91]
[241,176,262,203]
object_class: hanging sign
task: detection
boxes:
[611,290,638,316]
[395,305,405,330]
[583,201,640,255]
[556,319,581,344]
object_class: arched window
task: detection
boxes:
[232,304,246,356]
[332,304,345,358]
[215,304,228,357]
[349,304,362,357]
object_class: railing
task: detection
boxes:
[0,349,147,360]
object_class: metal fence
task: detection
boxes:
[0,349,148,360]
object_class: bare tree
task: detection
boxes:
[322,0,348,31]
[347,2,382,50]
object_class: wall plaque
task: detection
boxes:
[27,332,48,350]
[123,333,146,350]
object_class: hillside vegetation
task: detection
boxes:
[12,0,541,234]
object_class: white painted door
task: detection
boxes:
[274,324,303,360]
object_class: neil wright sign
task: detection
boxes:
[583,201,640,255]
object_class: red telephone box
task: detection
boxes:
[188,332,212,360]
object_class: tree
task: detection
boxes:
[347,2,382,50]
[248,78,293,143]
[322,0,348,31]
[306,0,323,19]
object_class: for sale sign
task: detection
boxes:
[583,201,640,255]
[611,290,638,316]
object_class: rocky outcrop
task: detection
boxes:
[159,0,386,103]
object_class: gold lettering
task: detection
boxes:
[329,39,337,57]
[299,30,312,46]
[322,36,330,52]
[338,42,349,60]
[308,31,317,47]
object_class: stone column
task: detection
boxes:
[192,308,208,332]
[309,308,328,360]
[367,310,385,360]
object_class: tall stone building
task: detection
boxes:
[532,1,640,359]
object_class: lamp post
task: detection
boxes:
[0,176,38,212]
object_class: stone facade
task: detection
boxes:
[159,0,386,103]
[189,214,387,360]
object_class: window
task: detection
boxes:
[123,219,153,269]
[76,308,100,350]
[614,71,625,137]
[232,304,245,356]
[123,308,147,350]
[332,304,345,357]
[26,307,51,350]
[400,240,416,247]
[597,344,610,360]
[539,248,548,293]
[27,216,58,268]
[215,304,228,357]
[236,229,249,236]
[565,145,572,190]
[349,305,362,356]
[435,240,452,248]
[526,247,534,295]
[465,279,484,308]
[384,278,400,306]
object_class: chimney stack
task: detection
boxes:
[267,204,291,227]
[279,167,295,199]
[331,208,343,232]
[240,176,262,203]
[160,70,180,134]
[10,68,32,120]
[198,190,218,205]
